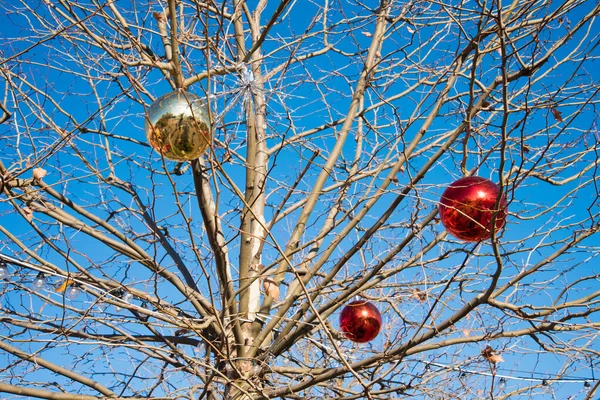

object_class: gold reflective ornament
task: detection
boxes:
[144,91,211,161]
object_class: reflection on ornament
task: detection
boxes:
[144,91,211,161]
[339,300,382,343]
[438,176,507,242]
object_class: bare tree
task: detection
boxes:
[1,0,599,399]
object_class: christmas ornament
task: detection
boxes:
[113,289,133,312]
[65,284,80,300]
[55,279,76,293]
[438,176,507,242]
[0,261,8,279]
[32,272,48,290]
[144,91,211,161]
[122,291,134,303]
[339,300,382,343]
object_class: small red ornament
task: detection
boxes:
[339,300,382,343]
[439,176,507,242]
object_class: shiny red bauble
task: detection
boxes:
[438,176,507,242]
[339,300,382,343]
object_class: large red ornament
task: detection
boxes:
[438,176,507,242]
[339,300,382,343]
